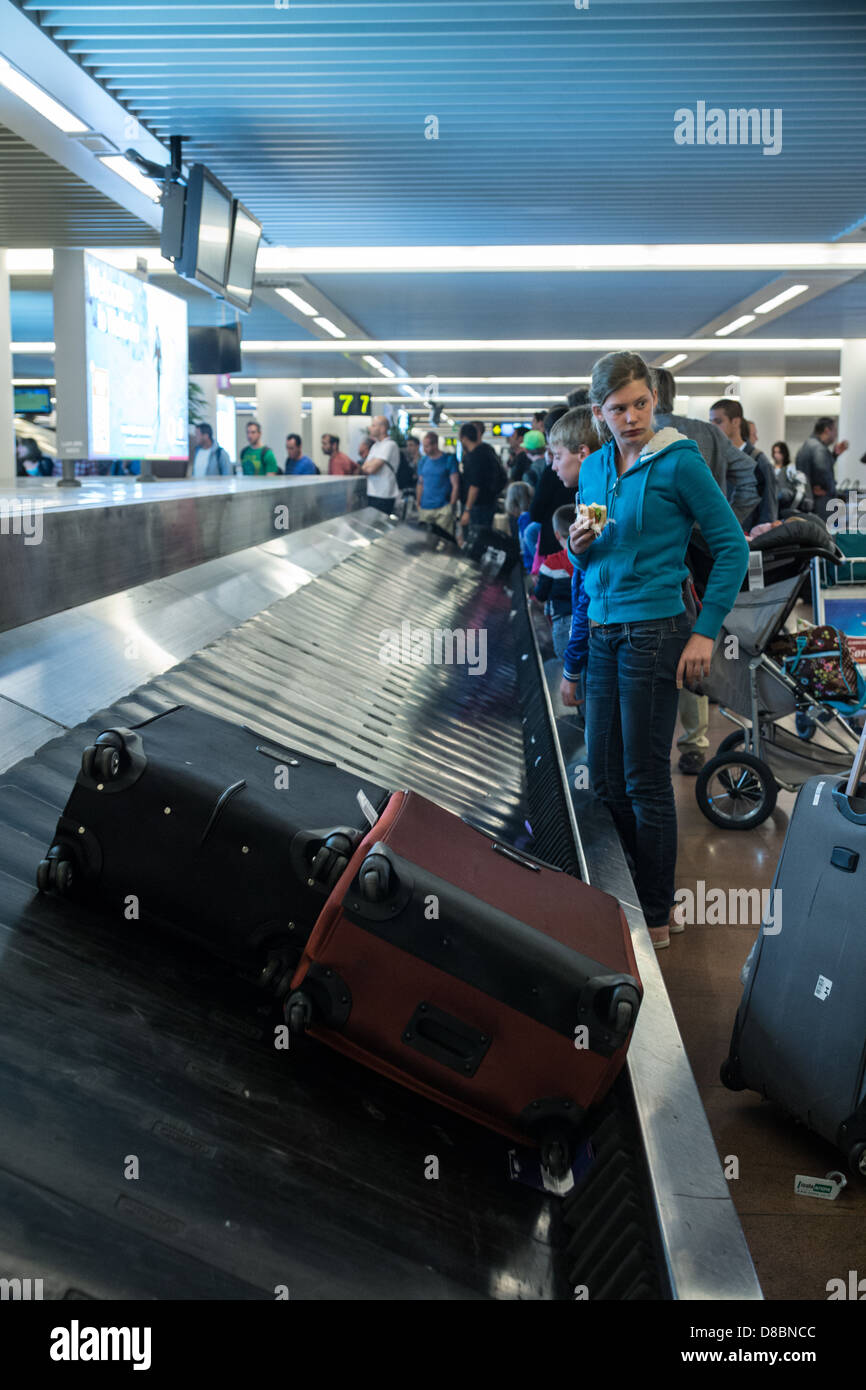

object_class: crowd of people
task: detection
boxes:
[407,357,853,954]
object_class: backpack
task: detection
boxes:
[396,450,416,490]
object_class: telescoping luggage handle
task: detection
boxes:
[834,720,866,825]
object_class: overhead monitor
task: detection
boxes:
[13,385,52,415]
[224,200,262,312]
[189,324,242,375]
[176,164,233,297]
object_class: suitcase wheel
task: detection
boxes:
[540,1129,572,1181]
[81,731,125,782]
[36,847,75,897]
[285,990,314,1035]
[310,830,356,890]
[359,852,392,903]
[848,1142,866,1179]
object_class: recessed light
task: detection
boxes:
[753,285,809,314]
[275,287,318,316]
[98,155,162,202]
[0,57,88,134]
[662,354,688,369]
[313,316,346,339]
[715,315,757,338]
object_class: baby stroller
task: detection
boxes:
[694,515,866,830]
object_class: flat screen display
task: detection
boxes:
[196,169,233,290]
[14,385,52,414]
[84,252,188,460]
[224,201,262,312]
[188,324,242,375]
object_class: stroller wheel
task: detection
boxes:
[717,729,746,755]
[696,752,777,830]
[795,712,817,741]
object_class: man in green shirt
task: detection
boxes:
[240,420,280,476]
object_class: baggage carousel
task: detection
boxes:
[0,479,762,1300]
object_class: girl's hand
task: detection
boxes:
[676,634,714,689]
[560,677,581,707]
[568,515,596,555]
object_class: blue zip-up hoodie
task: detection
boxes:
[567,427,749,642]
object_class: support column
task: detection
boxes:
[255,378,303,467]
[838,339,866,490]
[738,377,786,456]
[0,252,17,484]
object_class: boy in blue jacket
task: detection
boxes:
[548,407,597,718]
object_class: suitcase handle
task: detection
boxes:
[402,1002,491,1077]
[845,721,866,800]
[832,785,866,826]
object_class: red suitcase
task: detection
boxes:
[287,790,642,1175]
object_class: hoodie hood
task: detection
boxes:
[638,426,688,460]
[634,428,690,530]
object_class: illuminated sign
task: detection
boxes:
[333,391,372,416]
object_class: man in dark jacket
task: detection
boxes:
[654,373,758,776]
[795,417,849,519]
[653,372,759,525]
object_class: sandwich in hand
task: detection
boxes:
[578,502,608,536]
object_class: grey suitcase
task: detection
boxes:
[722,721,866,1177]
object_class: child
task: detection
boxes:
[534,506,575,660]
[504,481,536,569]
[547,406,597,717]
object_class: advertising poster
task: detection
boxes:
[84,252,188,459]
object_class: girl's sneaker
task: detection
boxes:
[650,909,686,950]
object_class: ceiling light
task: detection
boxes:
[662,354,688,369]
[714,315,757,337]
[362,355,395,377]
[11,341,55,353]
[753,285,809,314]
[275,287,318,316]
[5,249,54,273]
[0,57,88,134]
[98,155,162,202]
[313,316,346,339]
[255,244,866,275]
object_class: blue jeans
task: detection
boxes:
[585,614,692,927]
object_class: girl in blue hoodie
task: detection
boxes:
[568,352,749,949]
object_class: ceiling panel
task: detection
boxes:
[0,122,157,246]
[303,271,780,339]
[24,0,866,246]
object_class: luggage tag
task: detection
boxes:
[747,550,765,591]
[356,789,380,828]
[793,1170,848,1201]
[507,1141,594,1197]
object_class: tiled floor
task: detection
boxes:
[666,704,866,1301]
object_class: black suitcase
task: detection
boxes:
[36,705,390,984]
[722,721,866,1177]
